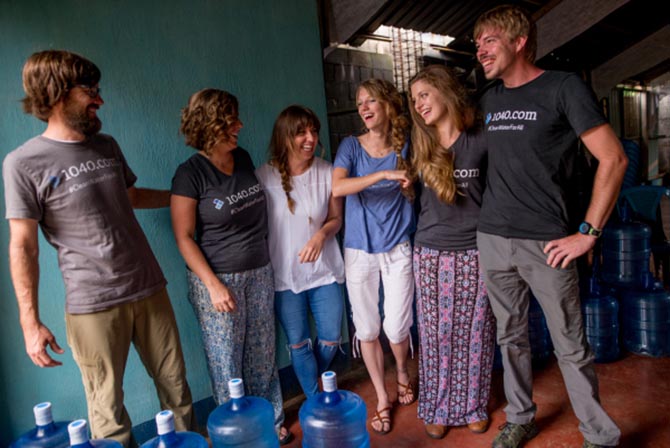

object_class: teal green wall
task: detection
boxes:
[0,0,329,442]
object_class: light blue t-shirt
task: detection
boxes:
[333,135,415,253]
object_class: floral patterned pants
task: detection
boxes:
[187,263,284,427]
[414,246,496,426]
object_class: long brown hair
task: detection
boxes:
[408,65,475,204]
[357,78,414,201]
[268,105,321,213]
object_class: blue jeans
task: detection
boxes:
[275,282,344,397]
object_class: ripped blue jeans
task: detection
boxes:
[275,282,344,397]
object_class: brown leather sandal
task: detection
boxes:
[370,406,393,435]
[396,380,417,406]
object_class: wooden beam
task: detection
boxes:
[326,0,389,46]
[535,0,629,59]
[592,25,670,99]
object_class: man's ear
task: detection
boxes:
[514,35,528,55]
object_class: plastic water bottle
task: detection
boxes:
[582,278,620,363]
[67,420,122,447]
[140,410,208,448]
[207,378,279,448]
[299,371,370,448]
[10,402,71,447]
[621,282,670,357]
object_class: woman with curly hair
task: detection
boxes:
[409,65,495,440]
[255,105,345,398]
[170,88,291,444]
[332,78,416,435]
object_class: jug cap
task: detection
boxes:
[68,419,89,445]
[322,371,337,392]
[33,402,53,426]
[228,378,245,398]
[156,410,175,435]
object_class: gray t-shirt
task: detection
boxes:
[415,130,487,251]
[170,149,269,274]
[478,71,606,240]
[3,134,166,314]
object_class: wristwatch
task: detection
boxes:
[578,221,602,238]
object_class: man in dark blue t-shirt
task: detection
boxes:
[474,5,626,448]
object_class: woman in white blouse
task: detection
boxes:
[255,105,345,397]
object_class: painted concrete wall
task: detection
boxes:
[0,0,329,442]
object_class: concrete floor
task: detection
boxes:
[280,352,670,447]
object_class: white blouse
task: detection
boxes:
[255,157,345,293]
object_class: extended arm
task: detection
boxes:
[544,124,628,268]
[128,186,171,208]
[9,218,64,367]
[299,194,344,263]
[331,166,410,198]
[170,194,236,312]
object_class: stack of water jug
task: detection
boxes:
[591,206,670,359]
[11,372,370,447]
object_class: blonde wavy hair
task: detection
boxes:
[180,88,239,155]
[269,105,321,214]
[357,78,414,201]
[474,4,537,63]
[409,65,475,204]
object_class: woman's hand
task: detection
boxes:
[384,169,411,189]
[299,233,326,263]
[208,281,237,312]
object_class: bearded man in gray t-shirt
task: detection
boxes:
[3,50,195,446]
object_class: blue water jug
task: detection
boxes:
[582,278,620,363]
[528,295,553,365]
[207,378,279,448]
[10,402,71,448]
[299,371,370,448]
[621,283,670,357]
[601,220,653,288]
[140,410,208,448]
[67,420,122,447]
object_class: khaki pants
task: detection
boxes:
[65,288,195,447]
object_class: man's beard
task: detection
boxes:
[63,102,102,136]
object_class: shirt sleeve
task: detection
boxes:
[333,136,355,172]
[171,160,200,199]
[3,152,42,220]
[559,73,607,137]
[111,138,138,188]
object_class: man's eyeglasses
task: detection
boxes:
[76,85,101,98]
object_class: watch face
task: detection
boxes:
[579,222,589,234]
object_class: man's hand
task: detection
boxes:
[24,323,64,367]
[543,233,596,269]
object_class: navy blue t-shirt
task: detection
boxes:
[478,71,606,240]
[171,148,269,273]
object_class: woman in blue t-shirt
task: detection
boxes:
[333,78,416,435]
[408,65,495,440]
[170,88,291,445]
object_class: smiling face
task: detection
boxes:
[289,124,318,165]
[410,79,448,128]
[357,87,389,132]
[216,115,243,152]
[61,84,104,136]
[475,27,522,81]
